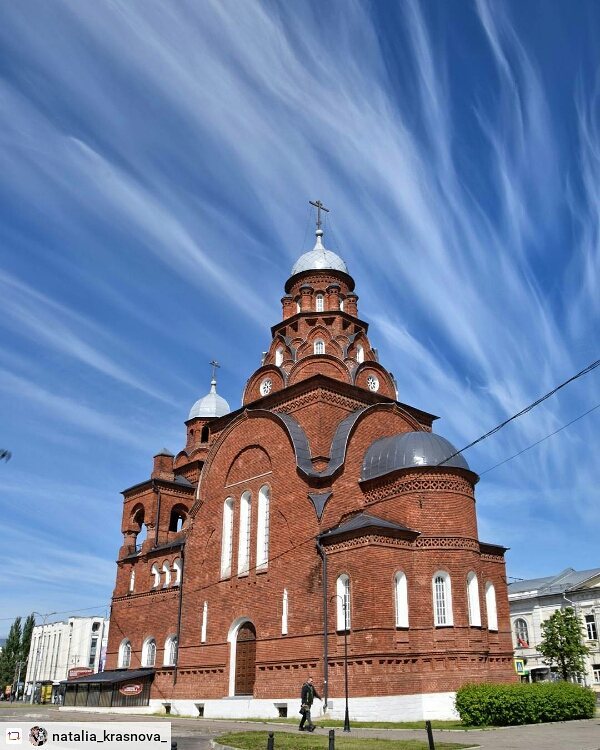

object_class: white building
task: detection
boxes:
[508,567,600,691]
[24,616,109,700]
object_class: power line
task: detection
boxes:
[438,358,600,466]
[480,402,600,475]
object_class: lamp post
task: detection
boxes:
[29,611,57,704]
[331,594,350,732]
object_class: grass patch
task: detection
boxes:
[215,730,476,749]
[215,718,467,730]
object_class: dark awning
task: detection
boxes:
[60,669,154,686]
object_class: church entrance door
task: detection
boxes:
[234,622,256,695]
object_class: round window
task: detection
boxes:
[366,375,379,392]
[260,378,273,396]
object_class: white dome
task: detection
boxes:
[188,379,230,419]
[291,230,348,276]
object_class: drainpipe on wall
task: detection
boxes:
[316,538,329,707]
[173,544,185,686]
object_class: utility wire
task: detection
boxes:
[437,358,600,466]
[480,402,600,475]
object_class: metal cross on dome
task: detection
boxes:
[309,199,329,230]
[210,360,220,380]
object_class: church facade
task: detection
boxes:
[104,221,515,719]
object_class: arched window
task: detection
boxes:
[173,558,182,586]
[466,572,481,627]
[433,571,453,626]
[282,589,289,635]
[201,424,210,443]
[220,498,234,578]
[142,638,156,667]
[237,491,251,575]
[164,635,178,666]
[132,506,147,548]
[315,293,324,312]
[129,569,135,593]
[118,639,131,668]
[340,299,345,312]
[169,506,187,532]
[314,339,325,355]
[336,574,351,631]
[275,347,284,367]
[256,485,270,570]
[201,601,208,643]
[151,564,160,589]
[162,562,171,588]
[514,618,529,648]
[394,571,409,628]
[356,344,364,364]
[485,581,498,631]
[296,301,301,314]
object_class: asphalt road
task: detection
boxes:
[1,704,599,750]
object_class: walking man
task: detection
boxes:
[299,676,321,732]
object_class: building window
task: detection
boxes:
[433,571,453,626]
[514,618,529,648]
[485,581,498,631]
[593,664,600,684]
[169,507,187,532]
[142,638,156,667]
[336,574,351,631]
[367,374,379,392]
[237,491,251,575]
[129,569,135,593]
[260,378,272,396]
[282,589,289,635]
[585,614,598,640]
[162,562,171,588]
[88,636,99,669]
[466,572,481,627]
[173,558,182,586]
[118,639,131,669]
[394,571,409,628]
[356,344,364,364]
[164,635,178,666]
[220,498,234,578]
[151,564,160,589]
[340,299,345,312]
[314,339,325,355]
[256,485,270,570]
[201,601,208,643]
[201,424,210,442]
[275,347,284,367]
[315,293,324,312]
[296,301,301,314]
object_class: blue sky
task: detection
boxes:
[0,0,598,636]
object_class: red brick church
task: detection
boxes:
[99,211,515,719]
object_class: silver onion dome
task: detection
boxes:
[291,229,348,276]
[188,379,230,419]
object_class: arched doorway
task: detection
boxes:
[234,622,256,695]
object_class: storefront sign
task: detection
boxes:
[119,683,143,696]
[68,667,94,680]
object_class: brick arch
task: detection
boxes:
[353,361,396,399]
[288,354,351,386]
[124,503,145,534]
[225,445,272,486]
[242,365,286,405]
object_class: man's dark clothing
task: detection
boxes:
[299,681,321,731]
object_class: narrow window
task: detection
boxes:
[433,571,453,626]
[118,640,131,668]
[394,571,409,628]
[237,491,251,575]
[162,562,171,588]
[466,572,481,627]
[164,635,178,666]
[593,664,600,684]
[296,301,301,314]
[169,507,186,532]
[201,601,208,643]
[142,638,156,667]
[514,618,529,647]
[485,581,498,631]
[356,344,364,364]
[256,485,270,570]
[336,574,351,631]
[129,569,135,593]
[151,564,160,589]
[315,293,324,312]
[173,558,182,586]
[585,614,598,640]
[340,299,345,312]
[220,498,234,578]
[314,339,325,355]
[201,425,210,443]
[282,589,289,635]
[275,347,284,367]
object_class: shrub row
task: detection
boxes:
[455,681,596,726]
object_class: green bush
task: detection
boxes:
[454,681,596,726]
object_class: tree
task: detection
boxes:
[0,617,22,690]
[20,614,35,668]
[539,607,589,681]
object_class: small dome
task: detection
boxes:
[361,431,469,481]
[188,379,230,419]
[291,230,348,276]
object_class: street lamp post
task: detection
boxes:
[331,594,351,733]
[29,611,57,704]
